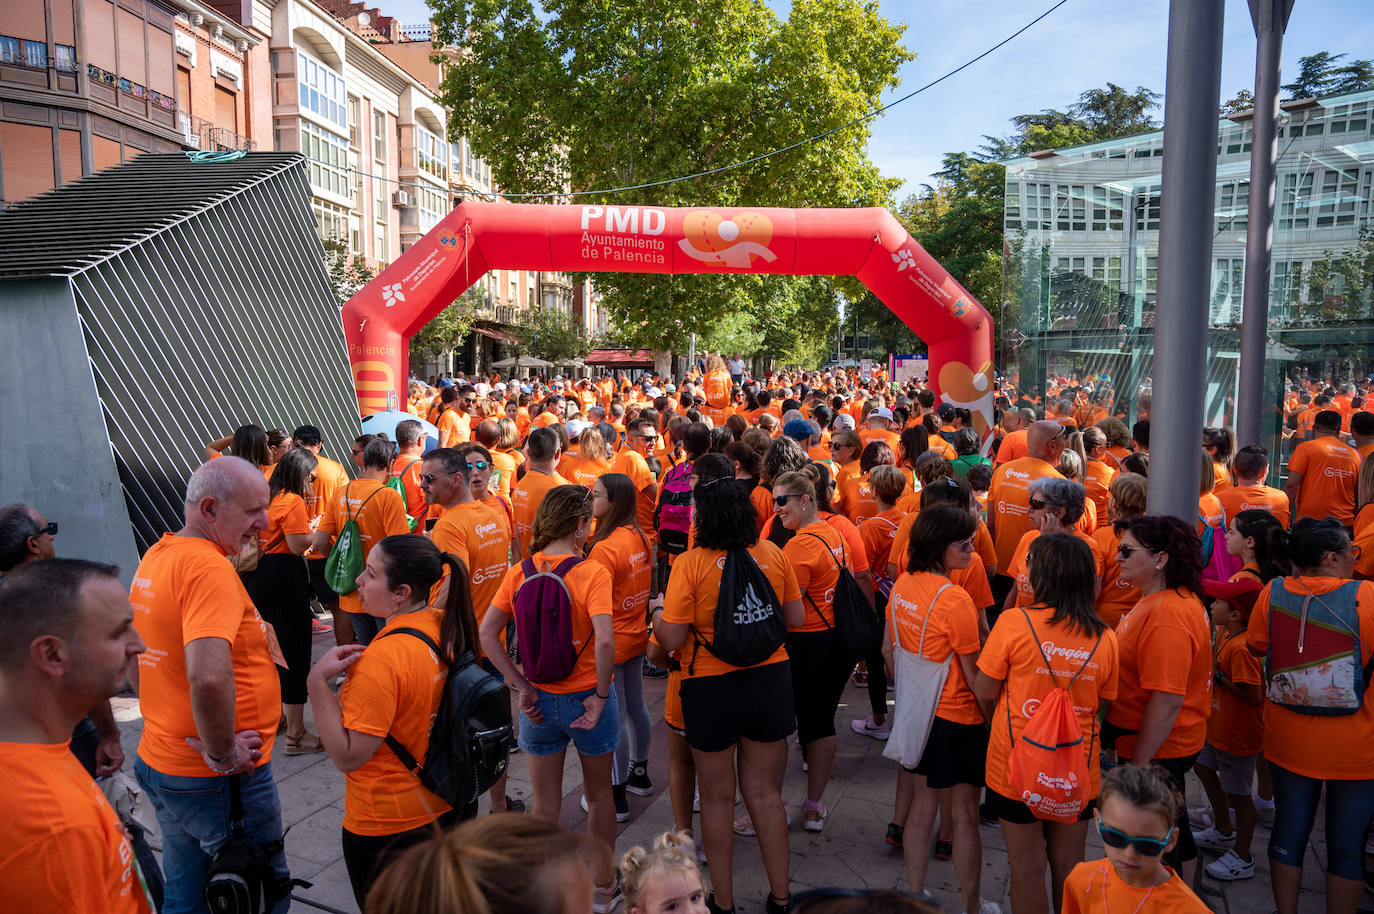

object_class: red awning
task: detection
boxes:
[584,348,655,367]
[473,327,513,342]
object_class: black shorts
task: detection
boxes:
[985,788,1097,825]
[906,717,988,789]
[680,661,795,753]
[306,557,339,607]
[786,629,854,745]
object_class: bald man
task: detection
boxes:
[994,408,1037,464]
[987,420,1068,616]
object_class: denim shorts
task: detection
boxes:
[518,685,620,757]
[1197,741,1258,796]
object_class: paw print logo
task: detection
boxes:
[381,283,406,308]
[891,248,916,272]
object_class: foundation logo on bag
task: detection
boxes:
[381,282,406,308]
[678,210,777,268]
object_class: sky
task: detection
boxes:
[376,0,1372,200]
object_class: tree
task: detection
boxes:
[1282,51,1374,100]
[430,0,912,353]
[1220,88,1254,116]
[321,238,374,307]
[509,306,593,363]
[409,290,479,374]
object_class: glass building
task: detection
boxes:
[999,89,1373,472]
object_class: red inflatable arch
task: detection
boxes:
[342,202,996,442]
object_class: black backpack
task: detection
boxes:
[380,628,514,811]
[690,547,788,673]
[801,531,882,658]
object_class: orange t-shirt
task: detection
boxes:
[1062,860,1210,914]
[1106,588,1213,761]
[662,541,801,679]
[988,457,1065,571]
[305,454,350,523]
[703,369,731,409]
[587,525,653,664]
[834,459,862,487]
[488,449,518,500]
[1082,459,1115,523]
[261,492,309,554]
[1197,492,1224,532]
[1217,483,1290,528]
[318,480,412,613]
[886,571,983,724]
[0,743,153,913]
[784,521,869,634]
[1247,576,1374,779]
[1005,529,1107,608]
[978,606,1118,799]
[1092,526,1141,629]
[859,508,904,587]
[750,484,775,532]
[430,499,512,627]
[888,511,995,596]
[1212,460,1233,493]
[857,428,900,454]
[1103,445,1132,472]
[131,534,280,776]
[837,475,880,529]
[1206,630,1263,756]
[510,469,569,555]
[389,455,427,523]
[995,429,1028,464]
[611,448,658,543]
[339,609,452,835]
[1288,436,1361,523]
[490,552,613,693]
[436,408,469,447]
[565,455,613,491]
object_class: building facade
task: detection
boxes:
[1000,88,1374,461]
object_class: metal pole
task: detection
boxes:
[1235,0,1294,448]
[1147,0,1225,521]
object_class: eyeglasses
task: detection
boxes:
[1029,498,1048,510]
[467,461,489,471]
[956,535,976,551]
[34,522,58,537]
[418,473,441,484]
[773,493,808,507]
[1096,815,1174,857]
[1117,544,1149,558]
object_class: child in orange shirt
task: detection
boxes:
[1062,766,1210,913]
[1191,578,1264,882]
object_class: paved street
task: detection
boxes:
[108,631,1353,914]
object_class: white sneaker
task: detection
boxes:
[1193,824,1237,850]
[802,802,828,832]
[1205,850,1255,881]
[850,716,892,740]
[979,901,1003,914]
[1255,795,1275,827]
[693,787,700,813]
[1187,805,1214,828]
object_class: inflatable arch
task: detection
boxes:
[343,202,996,442]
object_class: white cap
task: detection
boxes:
[566,418,590,438]
[493,382,507,391]
[833,414,856,430]
[870,407,894,421]
[647,387,663,398]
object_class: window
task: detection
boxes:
[414,125,448,183]
[1327,101,1368,135]
[55,44,76,71]
[0,36,18,64]
[347,95,360,147]
[1220,125,1252,156]
[374,222,388,269]
[1004,180,1021,230]
[312,198,348,242]
[1091,185,1124,232]
[373,172,386,222]
[1135,185,1161,231]
[416,181,447,232]
[300,120,350,199]
[349,215,361,254]
[1,36,49,68]
[1210,257,1245,324]
[510,276,518,305]
[1055,185,1086,231]
[296,50,347,132]
[1278,171,1314,230]
[1315,167,1358,227]
[1143,255,1158,306]
[1023,183,1052,231]
[1216,180,1249,231]
[372,110,387,162]
[1092,256,1122,289]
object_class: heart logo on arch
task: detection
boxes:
[678,210,778,269]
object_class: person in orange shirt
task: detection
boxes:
[295,423,354,644]
[1217,444,1289,528]
[565,425,614,491]
[1351,410,1374,462]
[422,448,512,632]
[1202,427,1235,493]
[586,472,654,818]
[129,457,290,911]
[511,427,569,555]
[202,423,273,477]
[244,448,324,753]
[306,535,482,905]
[852,465,907,741]
[774,470,873,834]
[987,420,1069,613]
[995,408,1035,464]
[0,559,154,914]
[479,486,620,910]
[1104,515,1212,879]
[471,420,517,500]
[837,441,893,529]
[1196,450,1225,535]
[613,417,661,544]
[884,504,990,912]
[1001,479,1105,615]
[1093,473,1146,629]
[973,533,1118,914]
[857,406,901,454]
[702,354,732,426]
[312,442,412,645]
[1060,766,1211,914]
[390,420,429,528]
[433,387,466,448]
[828,427,863,486]
[1080,426,1115,523]
[1285,409,1361,526]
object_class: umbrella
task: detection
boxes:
[492,355,553,369]
[361,410,440,453]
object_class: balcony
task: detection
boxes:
[177,112,256,151]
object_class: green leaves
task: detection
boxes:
[508,305,593,363]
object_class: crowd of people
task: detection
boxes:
[2,352,1373,914]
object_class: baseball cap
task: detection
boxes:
[665,384,677,393]
[1201,577,1261,615]
[291,424,322,445]
[783,419,815,442]
[566,418,590,439]
[936,403,956,420]
[833,414,856,430]
[493,382,506,391]
[870,407,894,421]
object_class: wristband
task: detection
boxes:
[206,745,236,764]
[595,690,609,700]
[207,745,239,773]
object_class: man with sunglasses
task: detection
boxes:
[612,417,661,549]
[986,421,1067,619]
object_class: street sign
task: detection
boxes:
[860,358,873,379]
[891,354,928,384]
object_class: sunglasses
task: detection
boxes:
[467,461,489,471]
[1096,815,1174,857]
[955,535,976,551]
[1029,498,1048,510]
[418,472,444,484]
[34,522,58,537]
[773,493,808,507]
[1117,544,1149,558]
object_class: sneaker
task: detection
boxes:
[734,811,790,836]
[979,901,1003,914]
[1255,795,1275,827]
[311,618,333,634]
[1187,805,1215,829]
[625,761,653,796]
[693,787,700,813]
[580,789,630,823]
[705,894,734,914]
[593,875,622,913]
[850,716,892,740]
[642,659,668,679]
[934,838,953,861]
[852,668,868,686]
[1193,825,1237,850]
[765,895,790,914]
[885,822,904,849]
[803,802,828,832]
[1205,850,1255,881]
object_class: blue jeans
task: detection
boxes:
[518,686,620,757]
[135,758,291,914]
[612,654,652,784]
[1269,762,1374,880]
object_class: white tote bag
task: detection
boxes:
[883,583,954,768]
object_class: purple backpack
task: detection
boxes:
[512,556,587,684]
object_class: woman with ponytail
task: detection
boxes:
[307,534,481,906]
